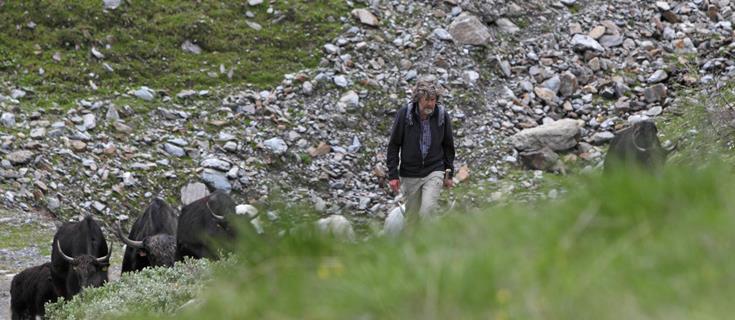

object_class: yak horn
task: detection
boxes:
[56,241,76,262]
[206,198,226,221]
[632,127,648,152]
[97,245,112,262]
[114,222,144,249]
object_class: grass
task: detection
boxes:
[0,0,349,110]
[0,210,54,259]
[110,164,732,320]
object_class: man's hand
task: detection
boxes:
[389,179,401,194]
[443,178,454,189]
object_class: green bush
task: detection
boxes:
[45,258,234,320]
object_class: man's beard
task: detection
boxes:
[422,107,434,116]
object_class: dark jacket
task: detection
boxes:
[387,102,455,180]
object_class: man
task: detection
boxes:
[387,78,455,220]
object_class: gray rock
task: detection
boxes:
[644,84,667,103]
[510,119,584,152]
[201,169,231,192]
[122,172,138,187]
[181,182,210,206]
[559,72,578,97]
[571,34,604,52]
[1,113,15,127]
[82,114,96,130]
[6,150,34,165]
[248,0,263,6]
[104,0,122,10]
[324,44,339,54]
[647,70,668,84]
[433,28,453,41]
[339,91,359,108]
[463,70,480,85]
[47,196,61,211]
[448,13,492,46]
[495,18,520,34]
[263,137,288,154]
[560,0,576,6]
[302,81,314,95]
[30,127,46,139]
[223,141,238,152]
[351,8,379,27]
[200,158,232,171]
[519,147,560,171]
[542,75,561,94]
[106,105,119,122]
[164,143,186,157]
[134,87,156,101]
[645,106,663,117]
[591,131,615,145]
[334,75,348,87]
[599,35,623,48]
[181,40,202,54]
[11,89,26,99]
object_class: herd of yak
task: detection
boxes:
[10,190,241,319]
[8,119,674,319]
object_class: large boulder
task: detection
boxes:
[510,119,584,152]
[448,13,492,46]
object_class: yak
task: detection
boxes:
[604,120,675,173]
[175,190,237,261]
[50,216,112,300]
[115,198,178,273]
[10,262,59,320]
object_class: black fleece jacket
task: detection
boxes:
[387,103,455,180]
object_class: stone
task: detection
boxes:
[236,204,258,218]
[559,71,578,97]
[433,28,453,41]
[106,105,119,122]
[200,158,231,171]
[456,165,470,183]
[591,131,615,145]
[1,112,15,127]
[599,35,623,48]
[589,26,606,39]
[201,169,231,192]
[7,150,34,165]
[647,70,668,84]
[181,40,202,54]
[181,182,210,206]
[113,121,133,134]
[542,75,561,94]
[308,142,331,157]
[495,18,520,33]
[317,215,355,241]
[510,119,584,152]
[164,143,186,157]
[334,75,348,87]
[71,140,87,151]
[134,87,155,101]
[644,84,667,103]
[104,0,122,10]
[339,91,359,108]
[30,127,46,139]
[448,13,492,46]
[248,0,263,5]
[351,9,379,27]
[82,114,96,130]
[519,147,560,171]
[571,34,604,52]
[463,70,480,85]
[263,137,288,154]
[534,87,557,105]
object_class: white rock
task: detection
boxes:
[104,0,122,10]
[382,205,405,237]
[317,215,355,241]
[248,0,263,5]
[263,137,288,154]
[181,40,202,54]
[134,87,156,101]
[236,204,259,218]
[339,90,359,108]
[571,34,605,52]
[181,182,209,206]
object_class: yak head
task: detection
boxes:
[55,241,111,290]
[115,224,177,268]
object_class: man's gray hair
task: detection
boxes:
[411,77,441,104]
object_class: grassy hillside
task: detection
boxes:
[0,0,347,109]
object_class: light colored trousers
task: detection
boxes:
[400,171,444,220]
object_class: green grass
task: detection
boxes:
[51,164,731,319]
[131,164,733,320]
[0,210,54,259]
[0,0,348,110]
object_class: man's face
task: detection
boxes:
[418,95,437,116]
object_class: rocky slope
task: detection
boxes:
[1,0,734,233]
